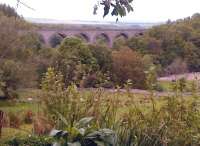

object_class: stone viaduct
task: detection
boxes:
[36,24,146,47]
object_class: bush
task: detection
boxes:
[89,44,112,73]
[57,37,98,86]
[111,48,146,89]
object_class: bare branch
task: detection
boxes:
[15,0,35,11]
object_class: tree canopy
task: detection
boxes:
[0,5,43,99]
[0,4,19,18]
[124,13,200,74]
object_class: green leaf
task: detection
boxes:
[55,110,69,126]
[76,117,94,128]
[111,7,118,16]
[101,1,110,17]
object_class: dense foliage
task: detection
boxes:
[112,48,146,88]
[125,14,200,74]
[0,7,42,99]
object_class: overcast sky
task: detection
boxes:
[0,0,200,22]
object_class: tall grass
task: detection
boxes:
[2,68,200,145]
[37,68,200,146]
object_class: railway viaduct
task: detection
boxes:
[37,24,146,47]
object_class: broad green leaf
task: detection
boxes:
[76,117,94,128]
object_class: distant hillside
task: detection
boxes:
[25,17,161,29]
